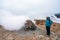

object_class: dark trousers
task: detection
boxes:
[46,26,50,36]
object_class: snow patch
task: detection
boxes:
[50,15,60,24]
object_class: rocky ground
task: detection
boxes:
[0,27,60,40]
[0,20,60,40]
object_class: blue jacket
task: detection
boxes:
[45,19,53,27]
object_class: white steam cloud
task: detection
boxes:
[0,10,31,31]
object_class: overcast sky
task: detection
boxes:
[0,0,60,19]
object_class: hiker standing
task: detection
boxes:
[45,17,53,36]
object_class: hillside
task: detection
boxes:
[35,20,60,33]
[0,20,60,40]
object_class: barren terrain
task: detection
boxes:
[0,20,60,40]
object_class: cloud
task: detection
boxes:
[0,0,60,19]
[0,9,13,17]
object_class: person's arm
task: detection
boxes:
[50,20,53,25]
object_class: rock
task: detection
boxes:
[25,20,36,31]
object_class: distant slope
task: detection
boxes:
[50,15,60,24]
[55,13,60,18]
